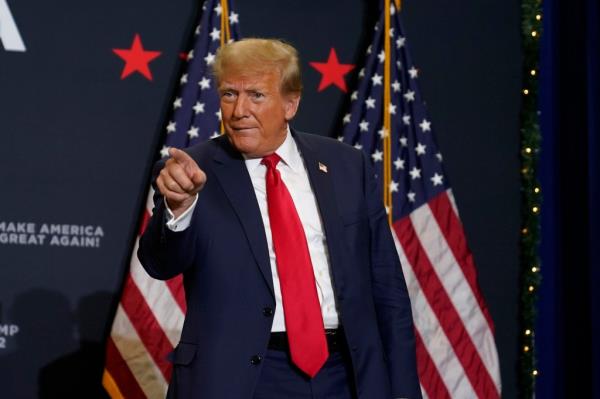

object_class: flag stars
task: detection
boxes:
[371,73,383,86]
[216,109,222,121]
[204,52,215,65]
[378,50,385,63]
[210,131,220,139]
[210,28,220,41]
[359,68,365,78]
[415,143,427,155]
[187,49,194,60]
[408,66,419,79]
[419,119,432,132]
[166,121,176,133]
[173,97,183,109]
[180,74,188,85]
[372,149,383,162]
[193,102,205,114]
[229,12,239,24]
[199,77,211,89]
[399,136,408,147]
[337,136,344,142]
[351,91,358,101]
[436,152,443,162]
[407,191,416,202]
[187,126,199,139]
[160,146,170,158]
[409,167,421,179]
[366,45,372,54]
[389,180,399,193]
[354,143,363,150]
[378,128,388,139]
[343,113,351,124]
[365,97,376,109]
[431,173,444,186]
[394,157,405,170]
[396,36,406,48]
[214,4,222,15]
[392,80,401,92]
[389,103,397,115]
[404,90,415,102]
[359,120,369,132]
[402,114,411,125]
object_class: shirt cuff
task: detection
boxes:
[165,194,198,232]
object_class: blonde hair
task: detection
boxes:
[212,38,302,95]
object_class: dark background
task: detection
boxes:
[0,0,521,397]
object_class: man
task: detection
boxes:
[138,38,421,399]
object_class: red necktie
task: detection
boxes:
[262,153,329,377]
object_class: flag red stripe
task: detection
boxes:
[394,218,499,399]
[104,337,147,399]
[138,209,151,236]
[414,329,452,399]
[429,192,496,332]
[120,274,174,381]
[165,275,187,312]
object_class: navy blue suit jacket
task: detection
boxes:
[138,130,422,399]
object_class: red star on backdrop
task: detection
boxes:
[113,34,161,81]
[309,48,355,92]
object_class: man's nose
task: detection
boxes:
[232,95,249,118]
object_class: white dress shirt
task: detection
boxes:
[165,129,340,332]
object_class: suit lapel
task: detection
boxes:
[211,137,275,298]
[293,131,347,297]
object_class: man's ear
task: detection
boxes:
[284,94,301,121]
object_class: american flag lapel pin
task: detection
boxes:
[318,162,328,173]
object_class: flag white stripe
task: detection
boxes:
[111,304,168,398]
[129,239,185,348]
[410,200,501,391]
[392,227,478,398]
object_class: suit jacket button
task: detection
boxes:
[250,355,263,365]
[262,307,274,317]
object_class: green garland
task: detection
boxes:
[519,0,543,397]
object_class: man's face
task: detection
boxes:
[219,70,300,158]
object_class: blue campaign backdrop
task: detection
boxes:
[0,0,521,397]
[537,0,600,397]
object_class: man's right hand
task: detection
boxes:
[156,148,207,218]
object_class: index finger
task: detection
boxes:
[169,147,194,165]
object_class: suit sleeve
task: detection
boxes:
[137,159,200,280]
[361,151,422,399]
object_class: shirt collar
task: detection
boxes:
[244,126,302,173]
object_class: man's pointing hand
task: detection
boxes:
[156,148,206,218]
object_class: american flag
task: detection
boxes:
[340,3,502,398]
[102,1,240,397]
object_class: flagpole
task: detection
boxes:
[383,0,393,224]
[219,0,231,134]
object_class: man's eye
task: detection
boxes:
[221,91,236,100]
[251,92,265,99]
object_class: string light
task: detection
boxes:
[520,3,542,396]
